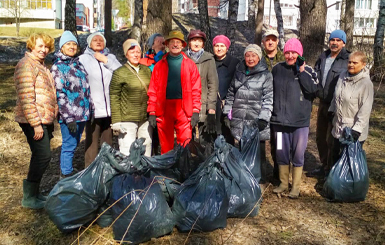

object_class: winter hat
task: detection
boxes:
[188,29,207,42]
[244,44,262,59]
[123,39,141,55]
[329,29,346,43]
[213,35,231,49]
[147,33,162,48]
[86,32,106,48]
[262,28,279,39]
[283,38,303,56]
[59,31,78,49]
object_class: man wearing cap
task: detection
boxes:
[147,30,202,154]
[309,29,350,177]
[110,39,152,156]
[186,29,219,152]
[139,33,166,71]
[79,32,122,166]
[261,29,285,71]
[213,34,239,144]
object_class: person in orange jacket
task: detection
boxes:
[147,30,202,154]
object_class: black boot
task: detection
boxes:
[22,180,45,209]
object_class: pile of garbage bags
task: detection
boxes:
[323,127,369,202]
[45,125,262,244]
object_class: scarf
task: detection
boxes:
[187,48,204,62]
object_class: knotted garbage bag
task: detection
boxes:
[323,127,369,202]
[45,140,145,232]
[172,137,229,232]
[176,140,206,182]
[110,174,174,244]
[240,122,261,181]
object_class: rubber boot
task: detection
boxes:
[273,165,289,194]
[289,166,303,199]
[21,180,45,209]
[35,181,48,201]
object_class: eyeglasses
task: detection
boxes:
[168,40,183,45]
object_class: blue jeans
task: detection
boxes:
[60,122,86,175]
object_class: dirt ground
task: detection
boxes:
[1,45,385,244]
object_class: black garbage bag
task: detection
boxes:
[176,140,206,182]
[172,137,229,232]
[45,140,145,233]
[222,146,262,218]
[110,174,174,244]
[96,203,113,228]
[323,127,369,202]
[240,122,261,181]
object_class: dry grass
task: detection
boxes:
[1,62,385,245]
[0,27,64,38]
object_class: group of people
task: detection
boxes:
[14,27,373,210]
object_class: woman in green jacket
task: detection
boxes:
[110,39,152,156]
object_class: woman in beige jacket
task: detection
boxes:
[328,51,373,168]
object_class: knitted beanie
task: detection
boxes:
[213,35,231,49]
[86,32,106,48]
[59,31,78,49]
[147,33,162,48]
[123,39,141,55]
[244,44,262,59]
[329,29,346,43]
[283,38,303,56]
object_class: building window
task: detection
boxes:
[26,0,52,9]
[355,0,372,9]
[354,17,376,28]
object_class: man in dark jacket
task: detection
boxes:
[212,35,239,145]
[261,28,285,180]
[309,30,350,177]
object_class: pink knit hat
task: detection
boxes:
[283,38,303,56]
[213,35,231,49]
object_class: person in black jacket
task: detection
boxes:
[271,38,318,198]
[213,35,240,145]
[224,44,273,183]
[309,30,350,177]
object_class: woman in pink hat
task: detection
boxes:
[270,38,319,198]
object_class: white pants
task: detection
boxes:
[118,121,153,156]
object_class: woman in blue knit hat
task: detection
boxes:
[51,31,92,178]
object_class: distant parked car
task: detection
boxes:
[76,25,90,32]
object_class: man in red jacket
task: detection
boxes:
[147,30,202,154]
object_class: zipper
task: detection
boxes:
[97,62,109,117]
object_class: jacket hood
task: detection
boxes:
[342,67,370,84]
[196,51,214,63]
[237,57,269,75]
[53,51,79,63]
[84,46,111,56]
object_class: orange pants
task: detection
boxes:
[157,99,192,154]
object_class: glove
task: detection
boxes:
[191,112,199,128]
[110,123,127,134]
[67,121,77,133]
[148,115,157,128]
[257,119,268,131]
[327,111,335,123]
[224,116,231,129]
[351,129,361,141]
[205,114,216,134]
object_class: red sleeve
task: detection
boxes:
[190,61,202,112]
[147,63,159,113]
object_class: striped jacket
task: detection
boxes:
[14,52,58,127]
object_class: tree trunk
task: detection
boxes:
[299,0,327,66]
[143,0,172,50]
[198,0,213,52]
[226,0,239,55]
[130,0,143,41]
[274,0,285,50]
[105,0,112,47]
[15,17,19,37]
[248,0,256,29]
[374,1,385,67]
[64,0,78,38]
[255,0,264,45]
[344,0,354,51]
[339,0,346,29]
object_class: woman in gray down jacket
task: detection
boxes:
[79,32,121,167]
[224,44,273,182]
[329,51,373,168]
